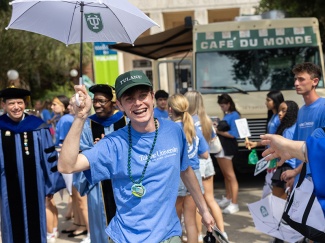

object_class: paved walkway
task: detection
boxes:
[54,175,274,243]
[0,175,274,243]
[55,190,87,243]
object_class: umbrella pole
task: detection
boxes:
[279,187,291,229]
[79,2,85,85]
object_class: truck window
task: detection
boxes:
[196,46,323,94]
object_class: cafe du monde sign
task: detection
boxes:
[196,26,317,52]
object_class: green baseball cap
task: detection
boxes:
[115,70,152,99]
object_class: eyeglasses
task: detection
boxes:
[92,99,110,106]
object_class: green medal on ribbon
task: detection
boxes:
[127,119,158,198]
[131,184,146,197]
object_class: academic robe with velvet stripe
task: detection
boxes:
[0,113,65,243]
[74,111,126,243]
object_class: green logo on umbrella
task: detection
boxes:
[85,13,103,33]
[260,206,269,217]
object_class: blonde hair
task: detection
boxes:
[52,95,70,116]
[168,94,196,144]
[185,91,213,142]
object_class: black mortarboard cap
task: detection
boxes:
[89,84,116,102]
[0,87,31,99]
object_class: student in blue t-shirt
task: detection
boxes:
[245,90,284,198]
[279,63,325,188]
[271,100,298,200]
[154,89,169,119]
[268,100,299,243]
[215,93,241,215]
[58,70,215,243]
[168,93,209,243]
[184,90,228,241]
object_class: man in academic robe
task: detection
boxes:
[0,87,65,243]
[74,84,127,243]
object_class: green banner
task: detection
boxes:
[93,42,119,87]
[196,26,317,52]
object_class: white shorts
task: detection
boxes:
[214,147,233,160]
[199,155,215,179]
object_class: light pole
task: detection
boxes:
[70,68,78,85]
[7,69,19,87]
[70,69,78,78]
[7,69,19,80]
[67,69,79,93]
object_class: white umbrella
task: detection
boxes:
[247,194,304,243]
[212,225,229,243]
[6,0,158,84]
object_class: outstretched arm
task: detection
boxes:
[260,134,306,165]
[58,85,92,173]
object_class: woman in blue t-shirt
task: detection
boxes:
[271,100,298,200]
[215,94,240,215]
[185,90,227,241]
[246,90,284,148]
[270,100,298,243]
[245,90,284,198]
[168,94,209,243]
[46,95,71,240]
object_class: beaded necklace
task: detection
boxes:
[127,118,158,197]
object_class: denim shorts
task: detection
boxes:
[199,155,215,179]
[178,169,204,196]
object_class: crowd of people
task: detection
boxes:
[0,61,324,243]
[246,62,325,243]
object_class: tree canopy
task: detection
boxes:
[256,0,325,49]
[0,6,93,100]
